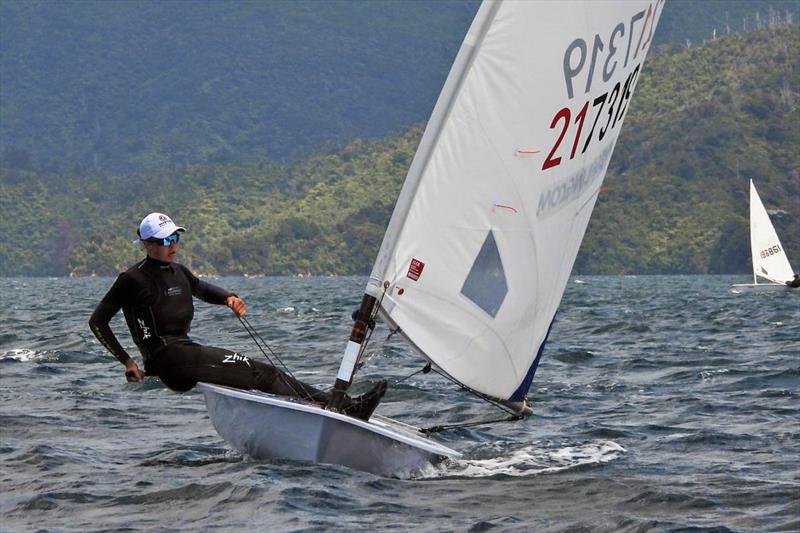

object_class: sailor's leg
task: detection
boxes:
[152,341,387,419]
[248,356,329,402]
[152,342,328,401]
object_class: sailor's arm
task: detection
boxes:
[89,275,145,382]
[89,302,128,362]
[180,265,247,317]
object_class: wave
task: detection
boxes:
[0,349,59,362]
[416,440,625,479]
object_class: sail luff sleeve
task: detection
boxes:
[366,0,503,299]
[336,1,501,402]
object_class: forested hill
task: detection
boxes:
[1,23,797,277]
[576,21,799,274]
[1,0,797,174]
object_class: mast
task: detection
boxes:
[326,293,378,410]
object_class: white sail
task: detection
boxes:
[360,0,664,401]
[749,180,793,284]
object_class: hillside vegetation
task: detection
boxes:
[2,0,796,173]
[577,22,800,274]
[1,24,798,277]
[1,0,477,172]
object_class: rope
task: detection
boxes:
[420,413,523,435]
[237,315,291,372]
[416,365,528,433]
[385,326,401,342]
[237,315,317,402]
[389,361,527,434]
[393,362,432,385]
[355,325,401,373]
[428,365,520,416]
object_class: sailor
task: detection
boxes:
[89,212,386,420]
[786,272,800,288]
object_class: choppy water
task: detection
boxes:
[1,275,798,532]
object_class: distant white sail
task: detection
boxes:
[749,179,793,284]
[364,0,664,401]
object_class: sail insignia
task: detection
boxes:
[461,230,508,318]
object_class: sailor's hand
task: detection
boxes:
[124,360,145,382]
[227,295,247,318]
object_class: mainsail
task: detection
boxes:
[335,0,664,407]
[749,179,793,284]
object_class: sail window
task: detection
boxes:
[461,231,508,317]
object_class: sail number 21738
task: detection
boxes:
[542,65,639,171]
[541,0,661,172]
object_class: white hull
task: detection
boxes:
[198,382,460,476]
[731,283,794,293]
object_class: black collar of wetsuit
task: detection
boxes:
[144,255,175,273]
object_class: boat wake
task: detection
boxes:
[415,440,625,479]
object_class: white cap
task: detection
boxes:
[137,212,186,241]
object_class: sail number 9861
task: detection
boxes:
[760,245,782,259]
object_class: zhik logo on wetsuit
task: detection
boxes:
[223,352,251,366]
[137,318,151,339]
[166,286,182,297]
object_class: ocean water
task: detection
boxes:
[1,275,798,532]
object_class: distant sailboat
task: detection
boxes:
[200,0,664,475]
[732,180,797,293]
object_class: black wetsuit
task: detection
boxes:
[89,256,327,400]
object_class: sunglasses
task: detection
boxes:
[147,233,180,247]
